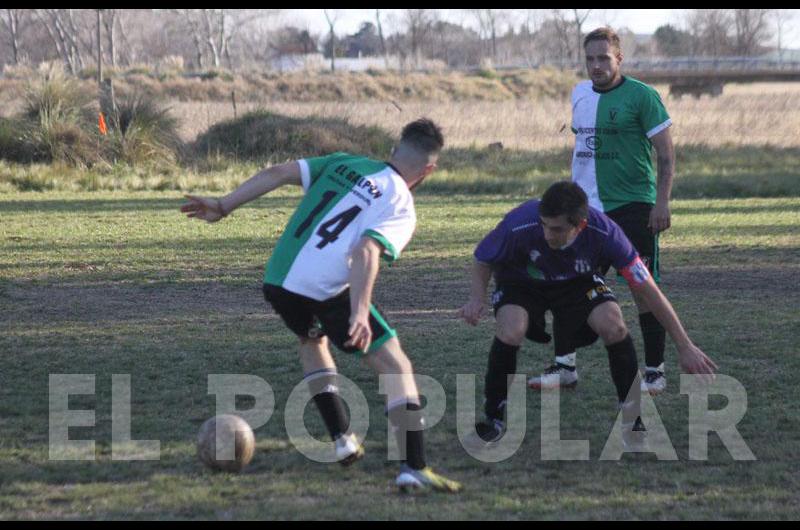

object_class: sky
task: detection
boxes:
[279,9,800,49]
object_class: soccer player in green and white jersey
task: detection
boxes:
[528,27,676,396]
[181,119,461,493]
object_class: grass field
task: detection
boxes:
[1,190,799,519]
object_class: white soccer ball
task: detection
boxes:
[196,414,256,472]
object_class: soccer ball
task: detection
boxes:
[196,414,256,472]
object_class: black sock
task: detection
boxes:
[306,369,349,441]
[639,312,666,369]
[606,334,641,423]
[388,401,426,470]
[484,337,519,421]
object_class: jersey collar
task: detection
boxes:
[592,75,627,94]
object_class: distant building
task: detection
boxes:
[269,53,326,73]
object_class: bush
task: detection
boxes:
[0,118,35,162]
[15,72,102,166]
[192,111,394,163]
[102,91,183,167]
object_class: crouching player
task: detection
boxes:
[459,181,716,448]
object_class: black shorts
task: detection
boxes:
[493,276,617,354]
[262,284,397,355]
[605,202,660,283]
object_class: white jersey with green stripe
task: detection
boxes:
[571,76,671,212]
[264,152,416,301]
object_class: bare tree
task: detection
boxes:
[1,9,30,65]
[571,9,593,62]
[376,9,388,68]
[549,9,575,65]
[518,9,546,66]
[403,9,438,68]
[733,9,771,56]
[35,9,86,74]
[686,10,733,57]
[323,9,341,71]
[173,9,207,69]
[471,10,507,61]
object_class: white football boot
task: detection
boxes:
[334,433,364,467]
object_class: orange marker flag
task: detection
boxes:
[98,112,108,135]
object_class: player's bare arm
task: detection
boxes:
[346,236,383,351]
[460,260,492,326]
[649,128,675,234]
[629,273,717,381]
[181,161,302,223]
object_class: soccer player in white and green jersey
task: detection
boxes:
[180,119,461,493]
[529,27,676,396]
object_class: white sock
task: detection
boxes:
[555,353,576,368]
[645,363,665,374]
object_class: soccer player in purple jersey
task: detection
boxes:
[459,181,716,447]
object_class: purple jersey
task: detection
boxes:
[475,200,649,286]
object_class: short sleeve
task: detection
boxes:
[298,152,349,192]
[639,86,672,139]
[602,218,640,272]
[474,218,515,266]
[362,193,416,263]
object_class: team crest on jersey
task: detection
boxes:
[529,250,541,263]
[585,135,602,151]
[574,259,591,274]
[609,108,619,121]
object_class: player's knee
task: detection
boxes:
[599,322,628,345]
[495,318,527,346]
[386,350,414,374]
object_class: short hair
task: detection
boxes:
[583,27,621,53]
[399,118,444,156]
[540,181,589,227]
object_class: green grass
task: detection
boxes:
[3,145,800,198]
[1,191,799,519]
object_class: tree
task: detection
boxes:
[34,9,89,74]
[686,9,733,57]
[653,24,693,57]
[1,9,30,65]
[323,9,341,71]
[427,20,482,68]
[403,9,438,68]
[733,9,771,56]
[270,27,318,56]
[571,9,593,62]
[547,10,575,65]
[341,22,381,58]
[173,9,270,70]
[471,10,508,61]
[375,10,388,67]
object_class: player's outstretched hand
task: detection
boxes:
[459,299,486,326]
[678,343,718,385]
[345,311,372,352]
[180,195,225,223]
